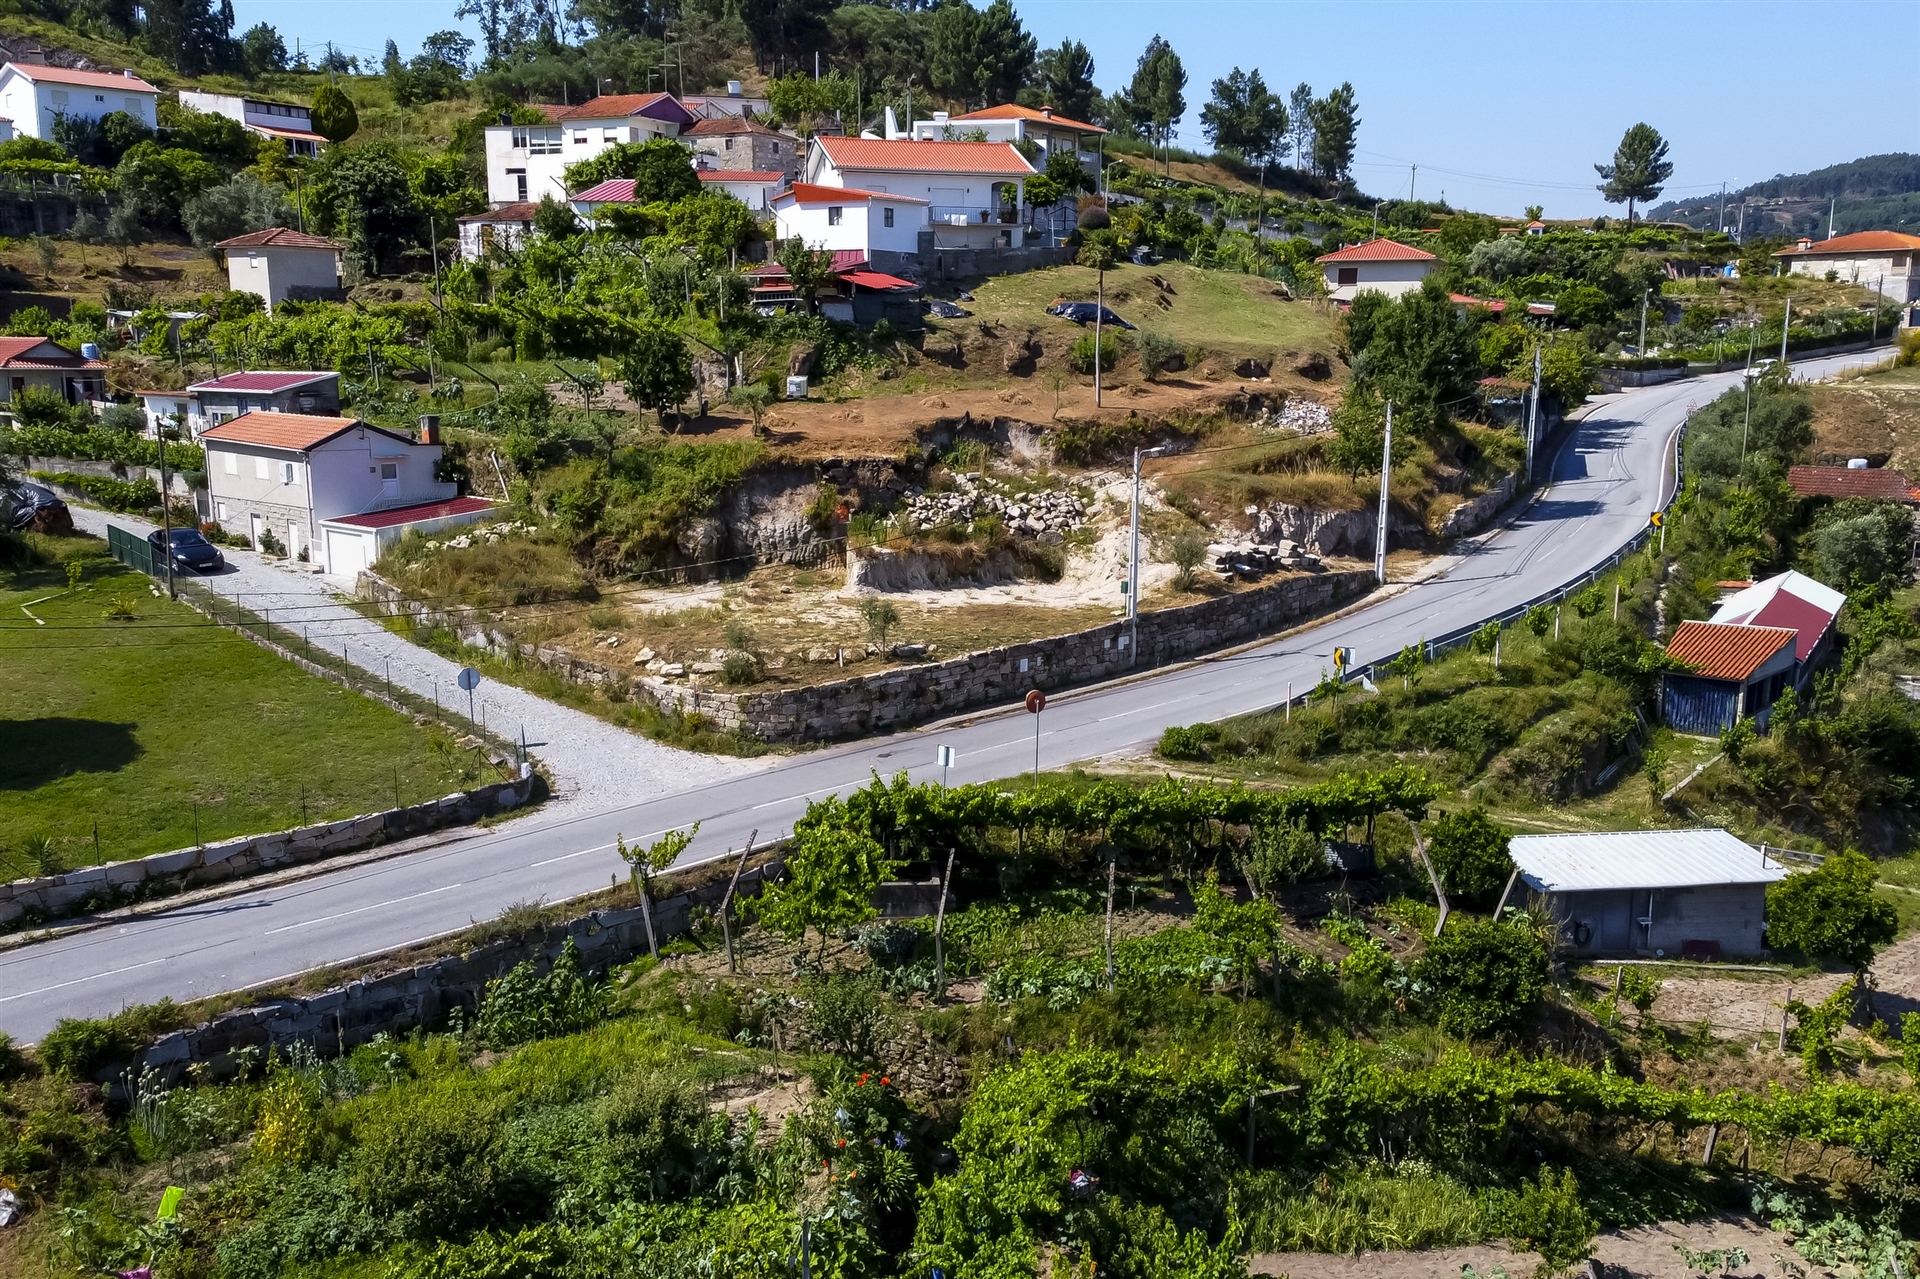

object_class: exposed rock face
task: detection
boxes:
[844,545,1022,592]
[1249,503,1378,557]
[675,516,724,562]
[1002,330,1040,374]
[1435,474,1516,539]
[900,475,1086,537]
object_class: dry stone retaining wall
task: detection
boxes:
[0,772,536,928]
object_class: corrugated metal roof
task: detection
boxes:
[1511,828,1790,893]
[1666,621,1796,680]
[324,495,493,530]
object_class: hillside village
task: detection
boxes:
[1,2,1920,1278]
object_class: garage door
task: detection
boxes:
[326,529,371,577]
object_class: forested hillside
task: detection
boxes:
[1651,152,1920,237]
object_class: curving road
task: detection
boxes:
[0,352,1883,1041]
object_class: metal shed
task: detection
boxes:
[1509,829,1789,958]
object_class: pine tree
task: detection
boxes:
[1309,82,1359,184]
[1595,122,1674,225]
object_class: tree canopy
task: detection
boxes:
[1595,123,1674,224]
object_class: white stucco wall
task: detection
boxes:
[1324,259,1436,303]
[226,245,340,311]
[774,201,870,253]
[1783,250,1919,301]
[485,116,681,206]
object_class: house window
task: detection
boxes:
[217,502,229,521]
[223,452,237,474]
[724,137,733,151]
[573,130,589,145]
[827,206,843,226]
[508,169,528,202]
[1336,266,1359,287]
[603,128,619,143]
[883,206,894,228]
[280,461,295,484]
[511,127,530,150]
[511,128,561,155]
[253,456,269,480]
[122,97,142,113]
[380,463,398,480]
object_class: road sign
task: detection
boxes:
[937,744,956,767]
[457,667,482,691]
[1649,511,1663,528]
[1332,647,1351,671]
[1025,689,1046,714]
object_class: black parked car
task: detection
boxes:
[1045,301,1136,330]
[147,526,225,573]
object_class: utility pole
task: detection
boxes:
[1526,343,1542,483]
[1873,275,1883,344]
[428,213,441,304]
[1638,288,1650,355]
[1129,446,1169,657]
[157,420,176,599]
[1780,295,1792,367]
[1717,182,1726,234]
[1827,197,1835,239]
[1374,401,1393,584]
[1409,163,1416,202]
[1094,257,1106,406]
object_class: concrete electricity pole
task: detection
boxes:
[1128,445,1170,658]
[1526,344,1542,483]
[1374,402,1393,584]
[1780,296,1792,367]
[1638,288,1650,355]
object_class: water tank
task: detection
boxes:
[80,342,100,360]
[785,376,808,400]
[1848,457,1869,469]
[726,80,743,97]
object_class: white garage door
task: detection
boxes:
[326,529,371,577]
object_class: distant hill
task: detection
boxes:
[1649,153,1920,238]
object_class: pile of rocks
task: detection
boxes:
[436,520,537,550]
[1208,539,1323,582]
[1254,398,1333,435]
[900,475,1089,539]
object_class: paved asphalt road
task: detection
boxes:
[0,353,1883,1041]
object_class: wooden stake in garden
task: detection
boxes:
[720,830,756,975]
[619,822,700,959]
[933,845,957,998]
[1104,856,1118,993]
[1409,821,1449,936]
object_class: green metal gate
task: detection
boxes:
[107,522,158,577]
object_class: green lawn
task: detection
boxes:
[0,533,483,876]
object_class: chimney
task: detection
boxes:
[499,109,512,126]
[124,68,135,78]
[727,80,743,97]
[418,414,440,445]
[1041,105,1052,119]
[932,111,949,124]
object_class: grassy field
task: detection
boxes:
[0,532,485,876]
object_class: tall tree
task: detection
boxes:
[1127,34,1185,173]
[737,0,836,76]
[1595,122,1673,225]
[1200,66,1285,172]
[928,0,1034,109]
[142,0,238,75]
[1309,82,1358,183]
[973,0,1035,106]
[1030,38,1096,122]
[1287,81,1315,171]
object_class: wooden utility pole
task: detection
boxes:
[719,831,755,974]
[933,846,957,997]
[1104,856,1117,992]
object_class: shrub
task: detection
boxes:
[1492,1165,1596,1278]
[859,596,899,647]
[474,937,607,1047]
[31,471,158,513]
[253,1067,324,1166]
[1249,820,1329,889]
[720,652,759,685]
[1765,849,1898,974]
[1070,329,1120,374]
[37,1000,184,1077]
[1137,329,1183,379]
[1169,528,1208,591]
[1157,721,1221,761]
[801,969,888,1062]
[351,1085,505,1238]
[1414,916,1547,1039]
[594,1068,712,1196]
[1425,807,1514,907]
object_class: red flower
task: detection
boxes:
[880,1075,891,1086]
[837,1138,847,1148]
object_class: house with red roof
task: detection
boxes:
[1317,238,1438,305]
[684,116,799,181]
[1773,230,1920,311]
[770,182,930,260]
[0,336,105,406]
[483,94,696,207]
[136,370,340,439]
[571,171,787,221]
[1661,570,1847,733]
[1786,464,1919,505]
[216,228,344,312]
[900,103,1105,176]
[0,61,157,140]
[803,135,1037,257]
[200,411,483,572]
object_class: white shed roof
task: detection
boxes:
[1510,828,1790,893]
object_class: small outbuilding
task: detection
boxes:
[217,227,345,312]
[1510,828,1789,958]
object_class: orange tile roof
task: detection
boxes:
[1666,621,1796,681]
[953,103,1106,135]
[817,136,1036,176]
[684,117,789,139]
[4,62,158,93]
[1787,464,1917,502]
[1318,237,1437,263]
[199,411,366,451]
[215,227,340,250]
[559,92,694,125]
[777,181,928,205]
[1774,230,1920,256]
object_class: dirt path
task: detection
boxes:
[1252,1213,1828,1278]
[1640,932,1920,1041]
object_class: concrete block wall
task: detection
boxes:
[0,772,536,927]
[122,863,780,1083]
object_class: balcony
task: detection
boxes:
[927,205,1021,227]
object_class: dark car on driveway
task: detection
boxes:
[1046,301,1136,330]
[148,526,225,573]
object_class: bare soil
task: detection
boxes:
[1628,931,1920,1044]
[1252,1213,1829,1279]
[1808,381,1920,473]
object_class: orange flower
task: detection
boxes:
[880,1076,891,1086]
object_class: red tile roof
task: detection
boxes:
[684,117,790,139]
[215,227,340,250]
[816,136,1036,176]
[749,250,869,277]
[559,93,695,126]
[776,181,929,205]
[200,411,368,451]
[1450,293,1507,312]
[4,63,158,93]
[325,496,494,530]
[1743,592,1838,664]
[1318,238,1437,264]
[953,103,1106,135]
[457,202,541,223]
[0,336,102,369]
[190,370,335,393]
[1774,230,1920,256]
[698,169,788,184]
[1666,621,1796,681]
[841,270,918,290]
[1786,464,1917,503]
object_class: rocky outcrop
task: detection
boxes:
[1435,474,1517,539]
[1250,504,1373,557]
[1001,330,1040,375]
[844,544,1023,592]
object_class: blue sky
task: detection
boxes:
[237,0,1914,218]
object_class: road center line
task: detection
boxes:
[263,883,464,935]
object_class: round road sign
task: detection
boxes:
[457,666,482,692]
[1025,689,1046,714]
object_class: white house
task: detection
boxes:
[1317,238,1439,304]
[177,90,326,156]
[804,136,1035,252]
[1774,230,1920,308]
[903,102,1104,175]
[770,182,929,256]
[0,336,105,405]
[455,202,540,261]
[200,411,476,570]
[217,228,344,312]
[137,370,340,438]
[0,62,157,141]
[483,93,696,206]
